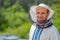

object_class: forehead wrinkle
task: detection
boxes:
[36,6,49,13]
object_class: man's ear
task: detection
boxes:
[47,9,50,17]
[47,12,50,19]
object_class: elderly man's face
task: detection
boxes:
[36,6,49,23]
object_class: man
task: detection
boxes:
[29,3,59,40]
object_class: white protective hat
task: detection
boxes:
[29,3,54,23]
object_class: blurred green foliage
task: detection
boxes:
[0,0,60,39]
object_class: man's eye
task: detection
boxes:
[37,12,45,14]
[37,12,40,14]
[41,12,45,14]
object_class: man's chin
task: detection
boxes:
[37,20,46,23]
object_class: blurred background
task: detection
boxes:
[0,0,60,40]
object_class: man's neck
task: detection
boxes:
[37,20,48,27]
[38,22,45,27]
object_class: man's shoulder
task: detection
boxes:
[31,23,36,27]
[30,23,36,30]
[43,25,58,33]
[48,25,59,35]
